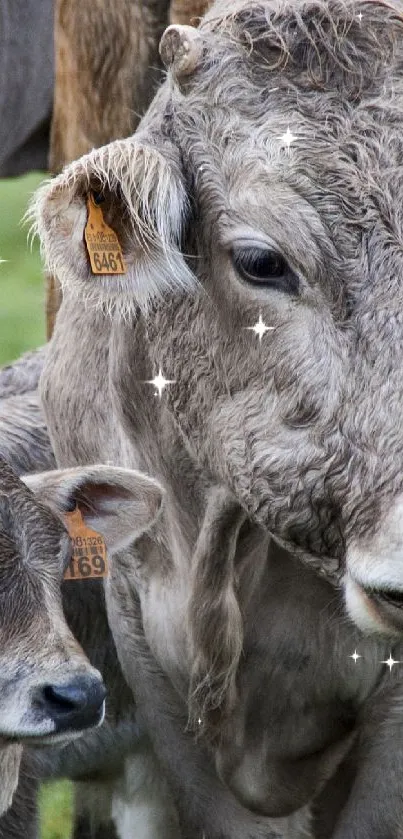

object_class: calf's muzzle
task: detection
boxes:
[33,673,106,734]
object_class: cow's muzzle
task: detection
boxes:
[32,673,106,734]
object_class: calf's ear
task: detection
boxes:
[23,465,163,553]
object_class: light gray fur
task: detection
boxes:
[0,349,55,476]
[0,349,45,398]
[33,0,403,835]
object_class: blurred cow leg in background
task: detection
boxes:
[71,783,115,839]
[169,0,211,24]
[46,0,171,338]
[0,0,211,187]
[50,0,171,174]
[45,0,213,339]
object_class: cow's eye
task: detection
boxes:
[232,246,299,293]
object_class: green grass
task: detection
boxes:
[39,783,73,839]
[0,173,46,365]
[0,174,73,836]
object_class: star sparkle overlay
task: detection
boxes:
[381,653,400,672]
[145,368,176,398]
[245,313,274,342]
[349,650,361,663]
[277,126,297,150]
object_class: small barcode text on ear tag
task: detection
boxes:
[64,507,108,581]
[84,194,127,275]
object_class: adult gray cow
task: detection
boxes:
[0,355,332,839]
[0,0,54,177]
[33,0,403,836]
[1,361,400,838]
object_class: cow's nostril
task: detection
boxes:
[35,675,106,732]
[43,684,79,713]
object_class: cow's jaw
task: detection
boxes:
[345,497,403,635]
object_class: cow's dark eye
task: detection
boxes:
[232,247,299,294]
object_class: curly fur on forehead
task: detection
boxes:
[174,0,403,165]
[167,0,403,309]
[171,0,403,151]
[199,0,403,88]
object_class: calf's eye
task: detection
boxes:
[232,246,299,294]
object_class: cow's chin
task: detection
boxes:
[344,573,403,637]
[20,730,88,748]
[344,496,403,636]
[0,701,106,748]
[0,729,86,748]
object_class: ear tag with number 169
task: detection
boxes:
[64,507,108,581]
[84,194,127,275]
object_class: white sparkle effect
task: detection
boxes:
[277,126,297,149]
[198,717,202,726]
[145,368,176,398]
[381,653,400,672]
[245,313,275,342]
[349,650,361,664]
[357,11,363,22]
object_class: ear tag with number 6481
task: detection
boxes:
[84,194,127,275]
[64,507,108,581]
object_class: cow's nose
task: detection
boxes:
[36,675,106,732]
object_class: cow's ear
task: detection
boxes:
[23,466,163,553]
[30,121,197,318]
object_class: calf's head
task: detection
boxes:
[34,0,403,635]
[0,459,105,745]
[0,460,162,745]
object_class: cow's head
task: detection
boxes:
[33,0,403,635]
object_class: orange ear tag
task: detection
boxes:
[63,507,108,581]
[84,194,127,275]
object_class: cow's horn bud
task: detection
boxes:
[159,25,203,79]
